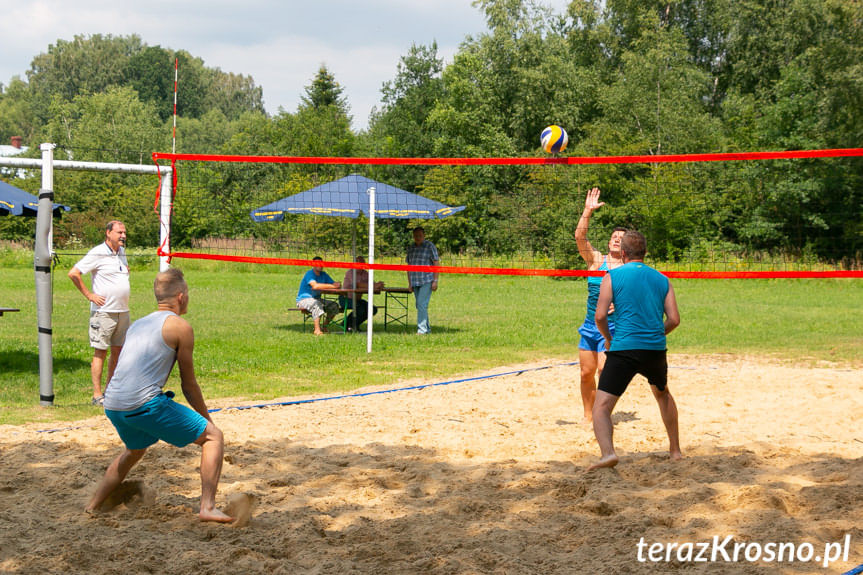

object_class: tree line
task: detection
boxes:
[1,0,860,267]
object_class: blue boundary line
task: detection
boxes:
[843,563,863,575]
[208,362,716,414]
[208,362,717,414]
[34,362,577,433]
[208,361,579,413]
[34,361,717,433]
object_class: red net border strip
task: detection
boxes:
[158,253,862,279]
[153,148,863,165]
[153,148,863,278]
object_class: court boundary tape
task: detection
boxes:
[34,361,716,433]
[208,362,714,413]
[843,563,863,575]
[208,361,581,414]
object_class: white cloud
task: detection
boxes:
[0,0,573,131]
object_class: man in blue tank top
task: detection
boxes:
[86,268,233,523]
[589,230,681,470]
[575,188,625,424]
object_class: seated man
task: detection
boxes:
[340,255,384,331]
[296,256,341,335]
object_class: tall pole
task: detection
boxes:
[366,187,375,353]
[163,56,178,271]
[172,57,178,154]
[35,143,55,405]
[351,220,357,331]
[159,169,172,271]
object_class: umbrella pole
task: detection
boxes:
[367,187,375,353]
[351,221,357,332]
[351,219,357,261]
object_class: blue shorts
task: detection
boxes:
[105,392,208,450]
[578,321,614,353]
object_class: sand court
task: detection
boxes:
[0,355,860,574]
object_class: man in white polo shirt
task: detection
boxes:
[68,220,130,405]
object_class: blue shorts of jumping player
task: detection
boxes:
[578,321,615,353]
[105,392,208,450]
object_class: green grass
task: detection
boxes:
[0,251,860,425]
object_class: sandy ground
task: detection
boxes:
[0,355,861,575]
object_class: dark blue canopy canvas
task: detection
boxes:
[0,179,70,217]
[251,174,465,222]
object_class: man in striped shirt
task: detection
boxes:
[405,227,440,335]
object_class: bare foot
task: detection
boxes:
[580,415,593,429]
[670,450,683,461]
[313,330,325,336]
[588,454,619,471]
[198,507,234,523]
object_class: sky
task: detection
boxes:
[0,0,572,131]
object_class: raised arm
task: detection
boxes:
[576,187,605,268]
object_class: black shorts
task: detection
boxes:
[597,350,668,397]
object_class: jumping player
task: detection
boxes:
[575,188,625,424]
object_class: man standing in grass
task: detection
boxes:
[68,220,130,405]
[590,230,682,470]
[87,268,232,523]
[406,227,440,335]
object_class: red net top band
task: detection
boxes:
[157,251,862,279]
[153,148,863,166]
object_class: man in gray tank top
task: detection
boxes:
[85,268,233,523]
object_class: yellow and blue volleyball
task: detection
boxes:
[540,125,569,154]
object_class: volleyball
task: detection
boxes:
[541,125,568,154]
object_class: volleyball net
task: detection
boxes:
[151,149,863,278]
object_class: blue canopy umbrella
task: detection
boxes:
[0,179,70,217]
[250,174,465,352]
[251,174,465,222]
